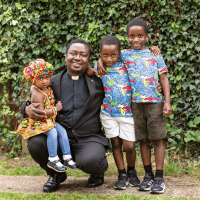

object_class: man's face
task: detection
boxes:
[127,26,148,50]
[65,43,90,76]
[99,44,120,68]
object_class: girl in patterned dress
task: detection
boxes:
[17,59,76,172]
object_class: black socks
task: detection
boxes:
[155,169,163,178]
[144,164,163,178]
[144,164,154,176]
[127,166,135,171]
[118,168,126,174]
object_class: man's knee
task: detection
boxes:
[76,153,108,175]
[27,134,47,154]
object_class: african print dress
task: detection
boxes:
[16,86,56,140]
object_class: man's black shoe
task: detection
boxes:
[87,174,104,188]
[43,172,67,193]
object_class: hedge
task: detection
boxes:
[0,0,200,157]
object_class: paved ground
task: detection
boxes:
[0,175,200,198]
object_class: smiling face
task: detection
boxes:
[127,26,148,50]
[65,43,90,76]
[34,74,51,90]
[99,44,120,68]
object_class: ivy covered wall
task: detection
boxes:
[0,0,200,156]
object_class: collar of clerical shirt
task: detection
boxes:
[66,71,84,80]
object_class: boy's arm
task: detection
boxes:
[86,66,97,76]
[159,73,172,116]
[97,59,107,76]
[150,46,161,56]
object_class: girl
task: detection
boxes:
[17,59,76,172]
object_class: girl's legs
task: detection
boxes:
[55,122,76,169]
[45,128,67,172]
[55,122,71,156]
[45,128,58,159]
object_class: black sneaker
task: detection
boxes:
[47,160,67,172]
[114,173,129,190]
[138,173,154,191]
[63,158,76,169]
[127,169,140,187]
[150,177,165,194]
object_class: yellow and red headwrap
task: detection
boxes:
[23,59,53,84]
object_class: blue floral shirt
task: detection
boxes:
[120,49,168,103]
[95,63,132,117]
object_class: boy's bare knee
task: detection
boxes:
[151,139,163,148]
[140,138,150,145]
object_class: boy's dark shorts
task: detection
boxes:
[131,103,167,141]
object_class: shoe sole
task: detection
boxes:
[129,182,140,187]
[138,186,151,191]
[47,164,67,172]
[64,164,76,170]
[150,190,164,194]
[114,180,129,190]
[150,186,165,194]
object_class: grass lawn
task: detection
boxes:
[0,152,199,200]
[0,192,199,200]
[0,152,199,179]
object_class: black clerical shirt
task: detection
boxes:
[59,71,90,128]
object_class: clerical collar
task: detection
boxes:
[66,71,84,80]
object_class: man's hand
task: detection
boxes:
[25,103,47,121]
[56,101,62,112]
[97,59,107,76]
[150,46,161,56]
[86,66,96,76]
[163,102,172,116]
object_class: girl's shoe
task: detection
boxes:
[64,158,76,169]
[47,160,67,172]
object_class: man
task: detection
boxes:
[22,39,109,193]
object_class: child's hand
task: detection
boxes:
[86,66,96,76]
[56,101,62,112]
[156,81,163,95]
[163,102,172,116]
[150,46,161,56]
[97,59,107,76]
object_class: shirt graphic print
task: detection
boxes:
[95,62,132,117]
[120,49,168,103]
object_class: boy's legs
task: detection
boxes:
[122,139,140,187]
[100,114,129,189]
[147,103,166,193]
[132,103,154,190]
[111,136,124,170]
[150,139,165,193]
[151,139,164,170]
[55,122,76,169]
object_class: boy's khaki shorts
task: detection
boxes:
[131,103,167,141]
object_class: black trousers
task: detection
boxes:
[27,134,108,176]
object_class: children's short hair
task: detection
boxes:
[66,39,91,57]
[126,18,148,34]
[99,36,121,52]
